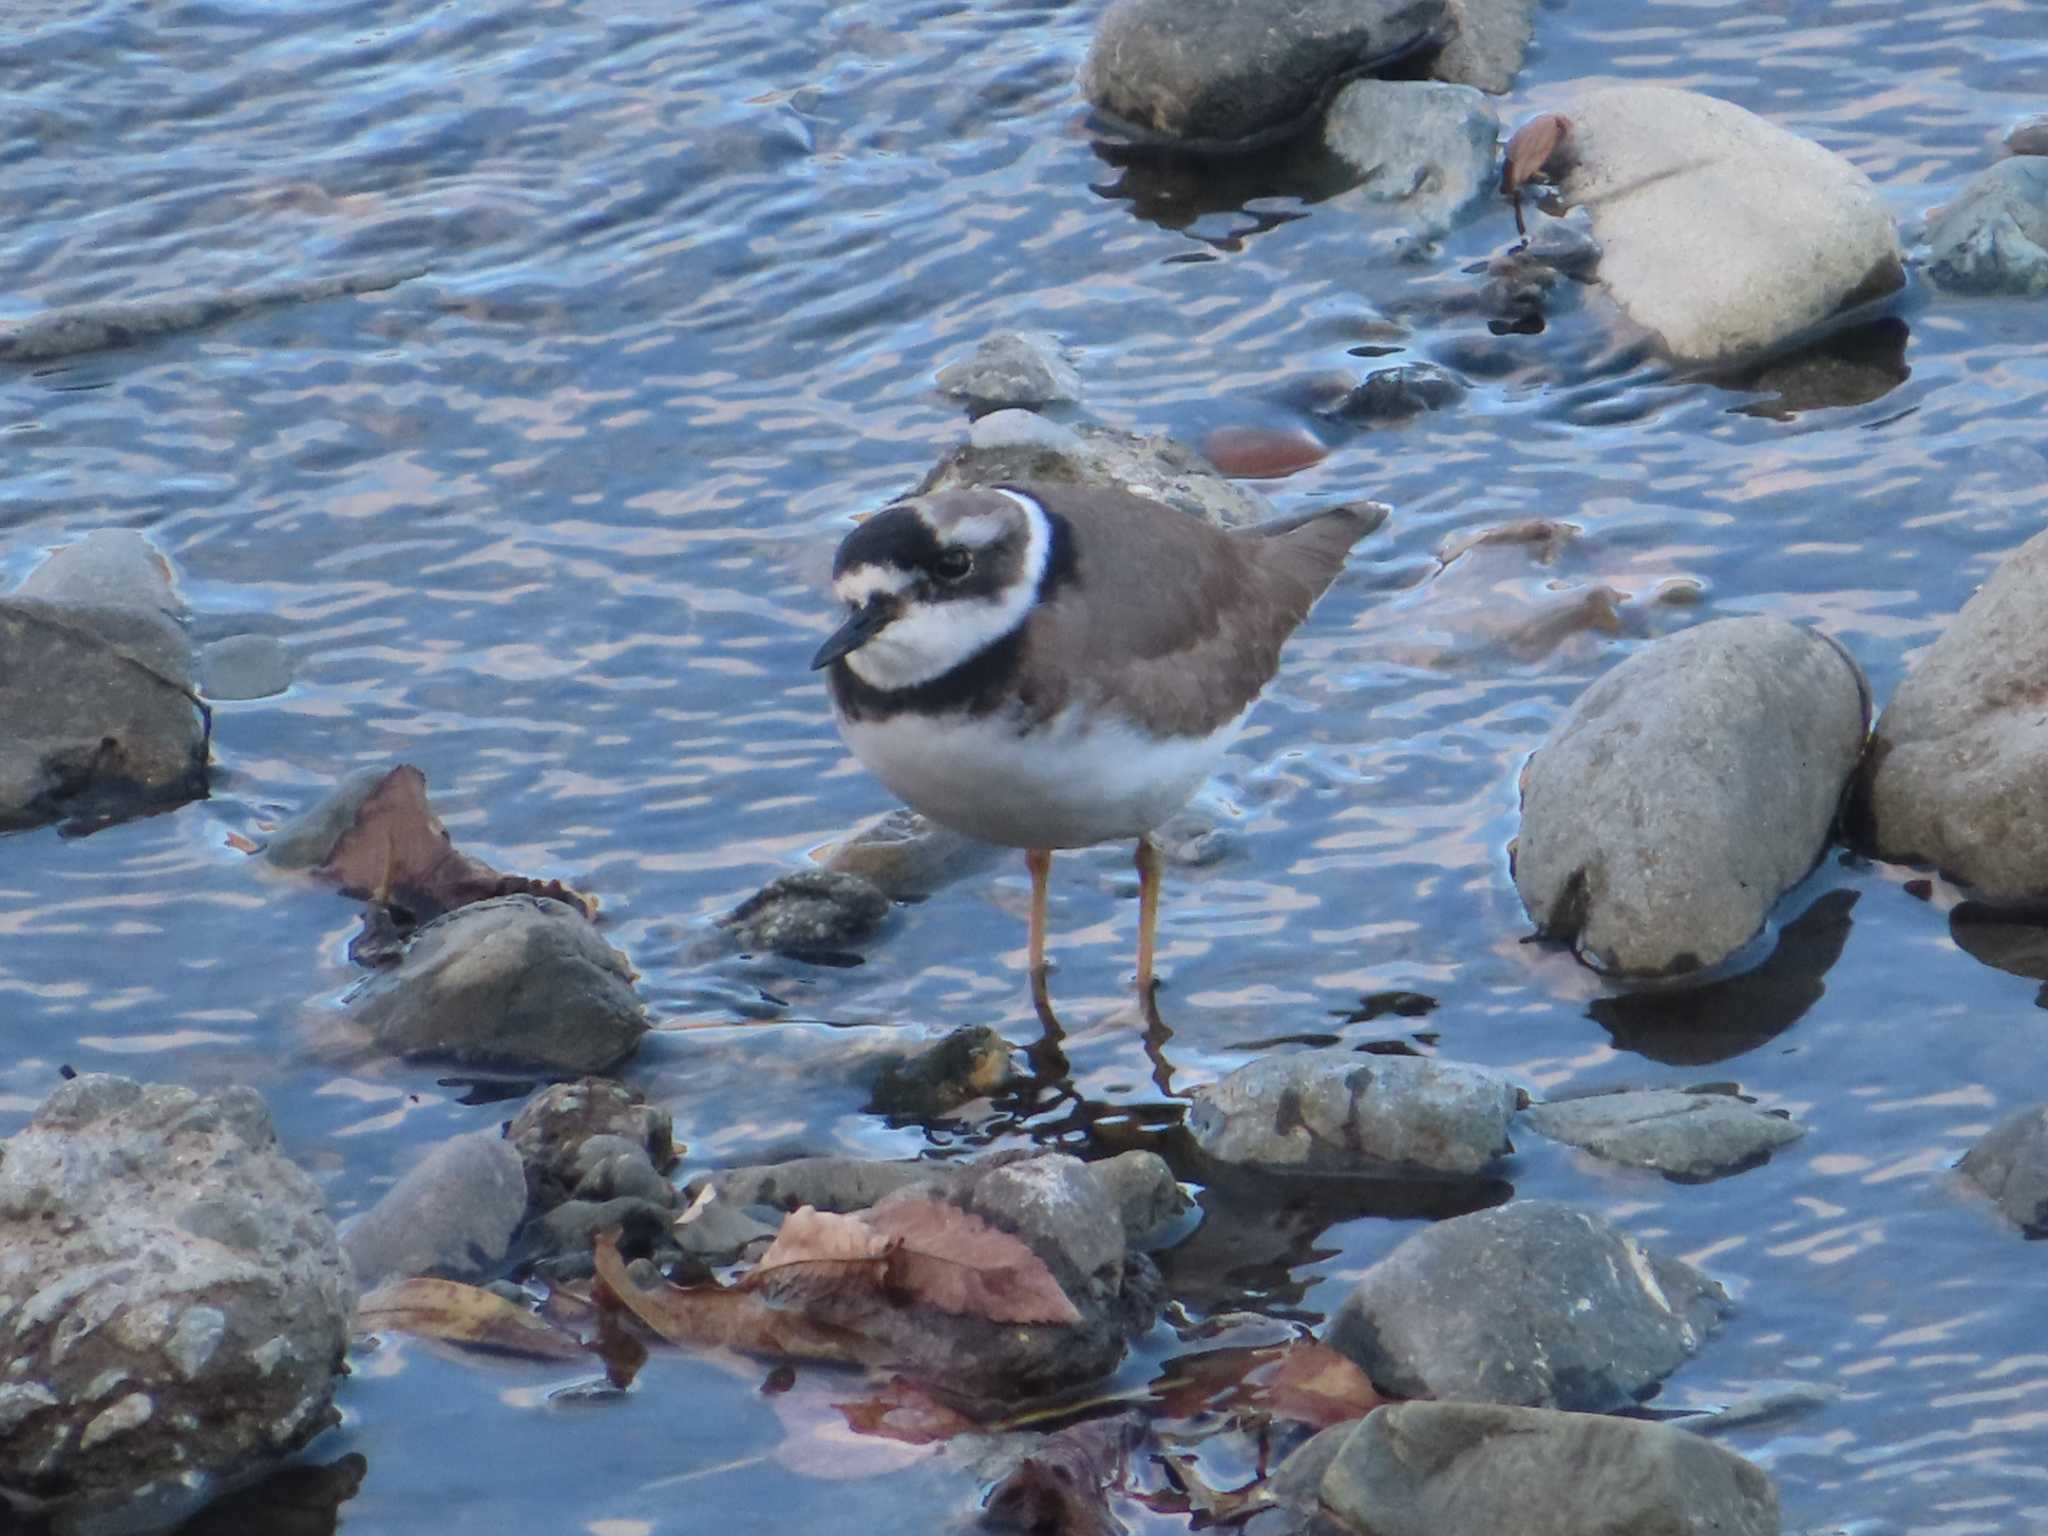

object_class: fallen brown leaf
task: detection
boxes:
[982,1415,1142,1536]
[357,1278,587,1360]
[867,1191,1081,1326]
[593,1229,878,1365]
[1501,111,1573,235]
[1261,1341,1385,1428]
[742,1205,893,1310]
[834,1375,983,1446]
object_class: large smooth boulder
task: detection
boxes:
[1958,1104,2048,1235]
[0,1077,355,1523]
[1326,1200,1728,1411]
[1081,0,1445,149]
[1188,1050,1518,1177]
[1535,86,1904,363]
[1925,157,2048,295]
[1320,1402,1781,1536]
[1324,79,1500,239]
[1515,616,1868,976]
[1856,528,2048,898]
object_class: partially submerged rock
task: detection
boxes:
[1326,1200,1728,1411]
[1856,528,2048,899]
[868,1025,1015,1117]
[2011,116,2048,158]
[1080,0,1446,150]
[1318,1402,1782,1536]
[1924,156,2048,296]
[0,1077,354,1524]
[721,869,891,959]
[1958,1103,2048,1234]
[1324,79,1499,239]
[935,331,1082,413]
[198,633,294,700]
[1322,360,1466,424]
[1188,1049,1519,1178]
[821,808,998,901]
[346,894,647,1072]
[508,1080,678,1211]
[14,529,179,613]
[1524,1087,1805,1182]
[341,1131,530,1289]
[1515,617,1868,976]
[1514,87,1904,363]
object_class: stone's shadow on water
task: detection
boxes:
[167,1456,369,1536]
[1085,135,1350,245]
[1589,889,1861,1066]
[1707,316,1913,421]
[1949,902,2048,1006]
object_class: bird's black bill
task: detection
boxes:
[810,599,891,670]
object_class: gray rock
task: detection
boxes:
[0,598,207,834]
[2011,116,2048,158]
[694,1155,945,1214]
[822,808,999,900]
[1515,617,1868,976]
[1525,1088,1806,1182]
[198,633,294,700]
[0,1076,354,1523]
[869,1026,1015,1117]
[1324,79,1500,238]
[260,766,393,869]
[570,1137,677,1208]
[1081,0,1446,150]
[967,407,1085,455]
[1924,157,2048,296]
[1324,361,1466,423]
[346,894,647,1072]
[1537,87,1904,363]
[914,420,1278,530]
[1191,1050,1517,1178]
[671,1195,780,1265]
[1958,1103,2048,1234]
[1319,1401,1782,1536]
[532,1196,676,1260]
[1087,1150,1190,1250]
[507,1079,678,1211]
[721,869,890,957]
[14,530,179,614]
[1431,0,1538,94]
[1856,528,2048,898]
[1326,1200,1729,1411]
[341,1131,529,1288]
[935,331,1082,413]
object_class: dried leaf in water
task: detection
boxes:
[594,1288,649,1389]
[867,1193,1081,1327]
[742,1205,893,1309]
[982,1415,1142,1536]
[835,1375,982,1447]
[357,1278,587,1361]
[1260,1341,1385,1428]
[1501,112,1571,195]
[593,1229,878,1365]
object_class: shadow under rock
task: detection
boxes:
[1949,901,2048,1008]
[1590,889,1860,1067]
[1707,316,1912,420]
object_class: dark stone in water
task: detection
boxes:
[508,1079,678,1211]
[867,1025,1015,1118]
[1959,1103,2048,1234]
[1327,362,1466,422]
[721,869,891,959]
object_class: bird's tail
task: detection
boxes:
[1254,500,1388,604]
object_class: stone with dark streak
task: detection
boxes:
[1959,1103,2048,1234]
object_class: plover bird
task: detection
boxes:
[811,481,1381,1013]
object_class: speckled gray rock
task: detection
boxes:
[1189,1050,1518,1177]
[1086,1150,1190,1250]
[1326,1200,1729,1411]
[935,331,1082,413]
[0,1076,354,1522]
[261,766,392,869]
[1515,617,1868,976]
[1431,0,1537,93]
[1081,0,1445,149]
[341,1131,529,1288]
[1325,361,1466,423]
[914,420,1278,530]
[1525,1088,1805,1182]
[346,894,647,1072]
[721,869,890,957]
[1319,1402,1782,1536]
[1857,528,2048,899]
[1958,1103,2048,1234]
[823,808,999,900]
[14,530,179,614]
[868,1025,1015,1117]
[507,1079,677,1211]
[1538,87,1904,363]
[1924,158,2048,295]
[198,634,294,700]
[1324,79,1499,237]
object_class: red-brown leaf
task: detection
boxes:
[1501,112,1571,195]
[865,1192,1081,1326]
[740,1205,894,1310]
[982,1416,1142,1536]
[834,1375,982,1446]
[356,1278,587,1361]
[1260,1341,1385,1428]
[1201,426,1327,481]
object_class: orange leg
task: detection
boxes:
[1134,835,1163,1000]
[1025,848,1055,1026]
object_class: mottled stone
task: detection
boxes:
[1924,157,2048,295]
[508,1079,677,1211]
[935,331,1082,413]
[1431,0,1537,93]
[721,869,891,958]
[868,1026,1015,1117]
[1324,79,1499,237]
[1524,1088,1805,1182]
[261,766,392,869]
[1959,1103,2048,1234]
[822,808,998,900]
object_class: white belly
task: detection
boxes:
[837,703,1244,849]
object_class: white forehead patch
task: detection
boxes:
[834,565,913,605]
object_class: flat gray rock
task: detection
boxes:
[1081,0,1446,149]
[1324,79,1499,238]
[261,766,393,869]
[1925,156,2048,295]
[935,331,1082,413]
[1541,87,1904,363]
[198,633,294,700]
[341,1131,529,1288]
[1189,1049,1518,1177]
[1958,1103,2048,1234]
[14,529,179,614]
[1320,1401,1782,1536]
[1525,1088,1806,1182]
[1515,616,1868,977]
[347,894,647,1072]
[1326,1199,1729,1411]
[1857,528,2048,898]
[0,1077,355,1524]
[1431,0,1537,93]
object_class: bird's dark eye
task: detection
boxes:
[933,549,972,581]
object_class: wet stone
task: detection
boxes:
[1524,1087,1806,1182]
[533,1196,677,1261]
[1958,1103,2048,1234]
[868,1025,1015,1117]
[197,633,294,700]
[1924,156,2048,296]
[1188,1049,1519,1178]
[346,894,648,1072]
[571,1136,677,1208]
[672,1195,780,1266]
[822,807,999,901]
[507,1078,677,1211]
[934,331,1082,414]
[1326,1199,1729,1411]
[0,1076,354,1523]
[1319,1402,1782,1536]
[1324,361,1467,423]
[1323,79,1500,239]
[2011,116,2048,158]
[721,869,891,959]
[1086,1150,1190,1250]
[341,1130,530,1288]
[261,766,393,869]
[14,529,179,614]
[1430,0,1538,94]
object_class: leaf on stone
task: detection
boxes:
[313,764,593,923]
[1260,1341,1385,1428]
[981,1415,1142,1536]
[834,1375,983,1446]
[866,1193,1081,1326]
[740,1205,893,1309]
[593,1229,878,1365]
[357,1278,587,1360]
[1502,111,1571,195]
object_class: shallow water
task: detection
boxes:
[3,0,2047,1529]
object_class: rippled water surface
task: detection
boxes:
[5,0,2048,1529]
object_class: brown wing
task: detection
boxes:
[1011,483,1377,738]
